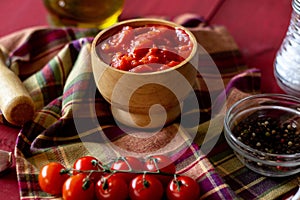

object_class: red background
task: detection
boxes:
[0,0,292,199]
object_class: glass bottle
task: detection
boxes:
[274,0,300,97]
[42,0,124,29]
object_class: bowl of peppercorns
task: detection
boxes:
[224,93,300,177]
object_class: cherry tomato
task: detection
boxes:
[166,175,200,200]
[144,155,176,186]
[62,173,95,200]
[73,156,102,182]
[129,174,164,200]
[95,173,129,200]
[38,162,69,195]
[110,156,144,183]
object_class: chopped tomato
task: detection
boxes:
[98,24,193,73]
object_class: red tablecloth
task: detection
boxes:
[0,0,292,199]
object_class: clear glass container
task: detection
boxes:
[224,94,300,177]
[274,0,300,97]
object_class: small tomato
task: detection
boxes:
[95,173,129,200]
[129,174,164,200]
[144,155,176,186]
[38,162,69,195]
[73,156,102,182]
[166,175,200,200]
[62,173,95,200]
[110,156,144,183]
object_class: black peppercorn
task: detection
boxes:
[232,114,300,155]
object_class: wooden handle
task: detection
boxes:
[0,52,34,126]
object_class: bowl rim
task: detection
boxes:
[91,18,198,76]
[224,93,300,158]
[225,133,300,167]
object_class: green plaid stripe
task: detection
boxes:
[0,23,296,199]
[209,135,299,199]
[13,27,237,199]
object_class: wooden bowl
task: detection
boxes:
[91,18,198,128]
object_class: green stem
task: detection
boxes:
[101,177,109,190]
[143,172,150,188]
[82,177,91,190]
[60,168,71,176]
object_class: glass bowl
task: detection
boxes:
[224,93,300,177]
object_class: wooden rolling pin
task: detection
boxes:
[0,50,34,126]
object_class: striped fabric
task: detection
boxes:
[0,19,298,199]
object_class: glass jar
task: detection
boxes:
[274,0,300,97]
[42,0,124,29]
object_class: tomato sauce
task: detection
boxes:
[97,25,193,73]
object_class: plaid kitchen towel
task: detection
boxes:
[0,17,298,200]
